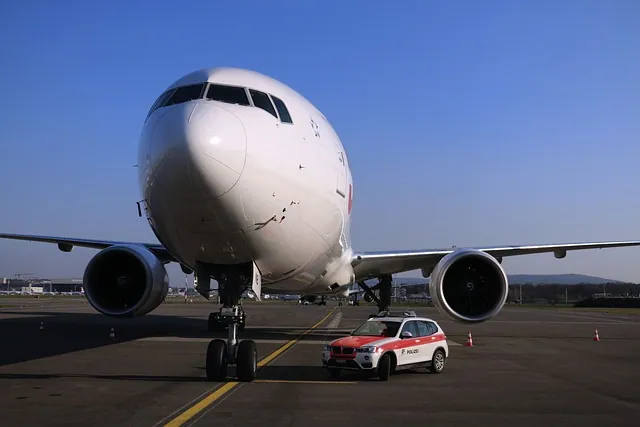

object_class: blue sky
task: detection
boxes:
[1,0,639,284]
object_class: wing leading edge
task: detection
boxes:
[0,233,174,262]
[351,240,640,281]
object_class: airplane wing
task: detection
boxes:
[351,240,640,281]
[0,233,174,262]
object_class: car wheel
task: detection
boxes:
[378,353,391,381]
[430,349,446,374]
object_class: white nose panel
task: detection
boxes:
[147,102,248,201]
[187,103,247,198]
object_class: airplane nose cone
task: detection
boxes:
[149,102,247,200]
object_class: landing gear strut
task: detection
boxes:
[208,307,246,332]
[200,263,258,382]
[358,274,392,314]
[378,275,392,312]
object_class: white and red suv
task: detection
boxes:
[322,310,448,381]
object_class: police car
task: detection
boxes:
[322,310,448,381]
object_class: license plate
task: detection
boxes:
[335,359,345,364]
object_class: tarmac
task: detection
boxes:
[1,298,640,426]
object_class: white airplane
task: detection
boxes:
[2,67,640,382]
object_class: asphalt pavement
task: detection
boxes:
[1,298,639,426]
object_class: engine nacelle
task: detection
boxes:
[83,244,169,317]
[429,248,508,324]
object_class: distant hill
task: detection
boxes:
[507,274,621,285]
[394,274,621,286]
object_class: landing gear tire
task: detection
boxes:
[429,349,446,374]
[236,340,258,382]
[206,339,228,381]
[377,353,391,381]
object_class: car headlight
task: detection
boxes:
[323,344,331,352]
[357,346,378,353]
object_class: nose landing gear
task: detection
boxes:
[198,262,259,382]
[206,306,257,382]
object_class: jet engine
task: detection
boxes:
[83,244,169,317]
[429,248,508,324]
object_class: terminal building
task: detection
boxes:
[1,278,30,292]
[0,277,83,293]
[47,278,84,293]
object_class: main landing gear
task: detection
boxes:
[199,263,258,382]
[357,274,392,315]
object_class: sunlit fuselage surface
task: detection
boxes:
[138,68,355,294]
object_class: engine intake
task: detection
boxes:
[429,249,508,324]
[83,244,169,317]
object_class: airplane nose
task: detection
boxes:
[149,102,247,200]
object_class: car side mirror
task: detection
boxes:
[401,331,412,339]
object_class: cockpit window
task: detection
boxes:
[146,83,294,125]
[206,84,250,106]
[147,89,174,118]
[249,89,278,119]
[271,95,293,124]
[164,83,206,107]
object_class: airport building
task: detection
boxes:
[47,278,84,293]
[1,278,31,292]
[0,277,83,293]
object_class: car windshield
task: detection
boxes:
[351,320,401,337]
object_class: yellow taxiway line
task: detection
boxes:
[163,308,336,427]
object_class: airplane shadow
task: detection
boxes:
[0,372,209,383]
[0,307,342,368]
[1,305,618,371]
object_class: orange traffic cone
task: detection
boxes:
[465,331,473,347]
[593,328,600,341]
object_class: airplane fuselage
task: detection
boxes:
[138,68,355,295]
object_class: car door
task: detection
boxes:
[397,320,422,365]
[416,320,437,363]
